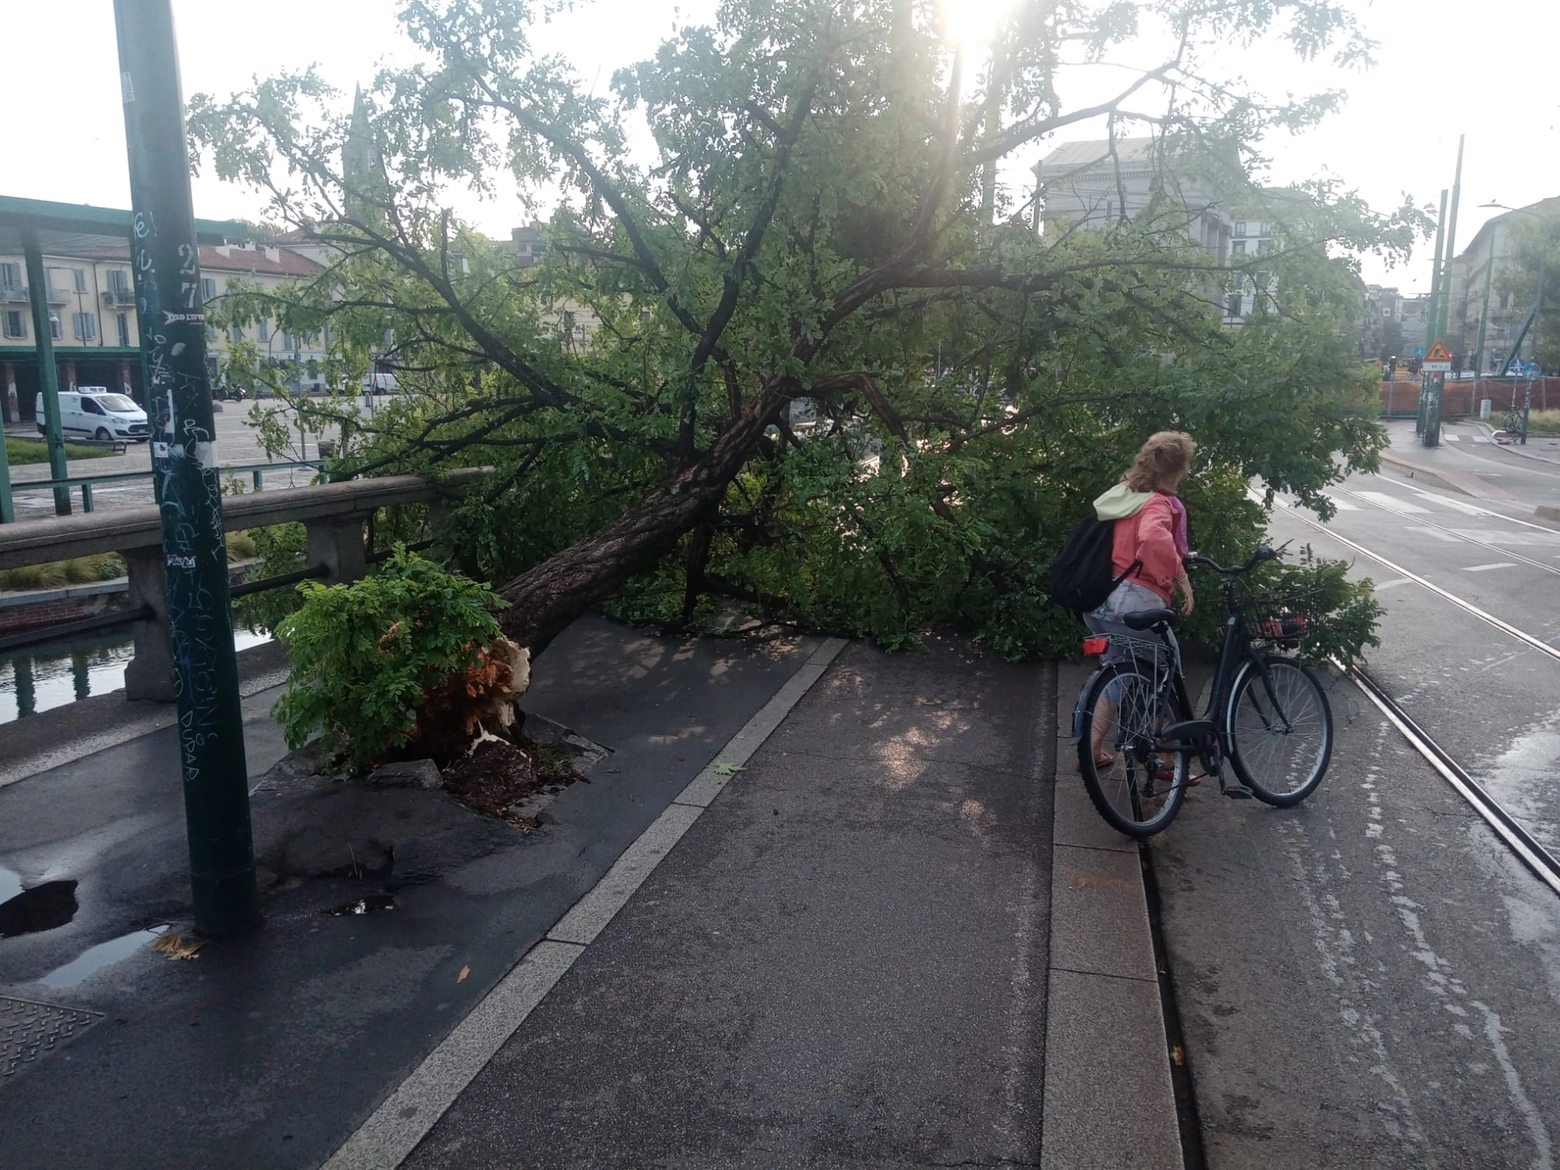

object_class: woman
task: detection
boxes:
[1084,430,1196,770]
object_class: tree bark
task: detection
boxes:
[496,380,791,656]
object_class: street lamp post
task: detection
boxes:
[115,0,258,936]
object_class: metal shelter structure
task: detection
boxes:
[0,196,250,521]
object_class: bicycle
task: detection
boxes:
[1072,546,1334,838]
[1501,409,1524,441]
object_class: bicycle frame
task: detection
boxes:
[1076,550,1296,780]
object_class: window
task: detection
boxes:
[3,309,24,338]
[116,312,130,348]
[229,322,244,343]
[1105,199,1115,221]
[257,319,270,342]
[73,311,97,340]
[81,397,104,415]
[108,269,130,294]
[1257,239,1273,256]
[1227,292,1244,319]
[50,315,62,339]
[201,278,216,300]
[0,262,20,289]
[72,268,87,292]
[1232,240,1246,255]
[1234,222,1247,238]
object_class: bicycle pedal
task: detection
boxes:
[1221,783,1255,801]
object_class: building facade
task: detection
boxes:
[0,239,326,422]
[1032,137,1236,262]
[1447,196,1559,374]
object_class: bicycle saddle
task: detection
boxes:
[1122,608,1177,630]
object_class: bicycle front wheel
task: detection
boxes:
[1227,657,1333,806]
[1078,663,1189,838]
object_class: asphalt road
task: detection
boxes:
[1154,441,1560,1168]
[6,398,350,518]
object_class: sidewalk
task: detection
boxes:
[0,624,1182,1169]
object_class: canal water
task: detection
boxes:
[0,628,271,724]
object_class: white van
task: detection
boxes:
[35,388,150,442]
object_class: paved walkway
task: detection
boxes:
[0,623,1182,1169]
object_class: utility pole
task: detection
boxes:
[1419,189,1449,437]
[1438,135,1464,346]
[114,0,258,936]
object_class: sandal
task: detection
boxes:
[1081,750,1116,771]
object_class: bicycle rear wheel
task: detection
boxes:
[1078,663,1189,838]
[1227,657,1332,806]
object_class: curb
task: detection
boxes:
[322,636,851,1170]
[1043,663,1184,1169]
[1377,450,1473,497]
[1466,420,1560,466]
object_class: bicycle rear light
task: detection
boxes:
[1082,637,1109,656]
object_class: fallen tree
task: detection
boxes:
[191,0,1424,660]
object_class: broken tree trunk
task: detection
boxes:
[496,379,792,656]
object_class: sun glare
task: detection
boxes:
[941,0,1010,51]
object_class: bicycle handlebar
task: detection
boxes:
[1184,546,1281,576]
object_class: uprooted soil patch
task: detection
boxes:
[438,731,586,824]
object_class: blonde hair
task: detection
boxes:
[1123,431,1195,494]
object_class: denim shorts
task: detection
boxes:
[1084,580,1177,666]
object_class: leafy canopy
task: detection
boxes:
[188,0,1424,659]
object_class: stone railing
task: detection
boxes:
[0,468,485,700]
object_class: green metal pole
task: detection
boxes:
[22,232,71,515]
[115,0,258,937]
[0,409,13,523]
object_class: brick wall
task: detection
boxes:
[0,594,124,636]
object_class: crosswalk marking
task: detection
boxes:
[1358,491,1428,513]
[1322,495,1360,511]
[1463,562,1520,572]
[1402,488,1484,515]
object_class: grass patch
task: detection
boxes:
[0,554,126,592]
[1523,410,1560,435]
[5,437,116,465]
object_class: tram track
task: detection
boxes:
[1339,661,1560,898]
[1270,490,1560,898]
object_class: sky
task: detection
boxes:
[7,0,1558,294]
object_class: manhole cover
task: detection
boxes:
[1,996,103,1081]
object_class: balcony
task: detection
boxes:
[1,284,29,303]
[46,285,72,305]
[101,288,136,307]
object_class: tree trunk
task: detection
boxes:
[496,381,790,656]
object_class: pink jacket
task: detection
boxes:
[1111,494,1187,604]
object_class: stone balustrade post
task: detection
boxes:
[306,517,367,585]
[122,544,176,701]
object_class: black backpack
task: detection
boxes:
[1047,514,1140,613]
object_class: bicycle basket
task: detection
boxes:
[1238,580,1322,647]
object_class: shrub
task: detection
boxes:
[234,522,308,634]
[273,546,506,775]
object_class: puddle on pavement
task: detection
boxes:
[323,893,396,917]
[1477,721,1560,854]
[39,925,170,989]
[0,878,80,938]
